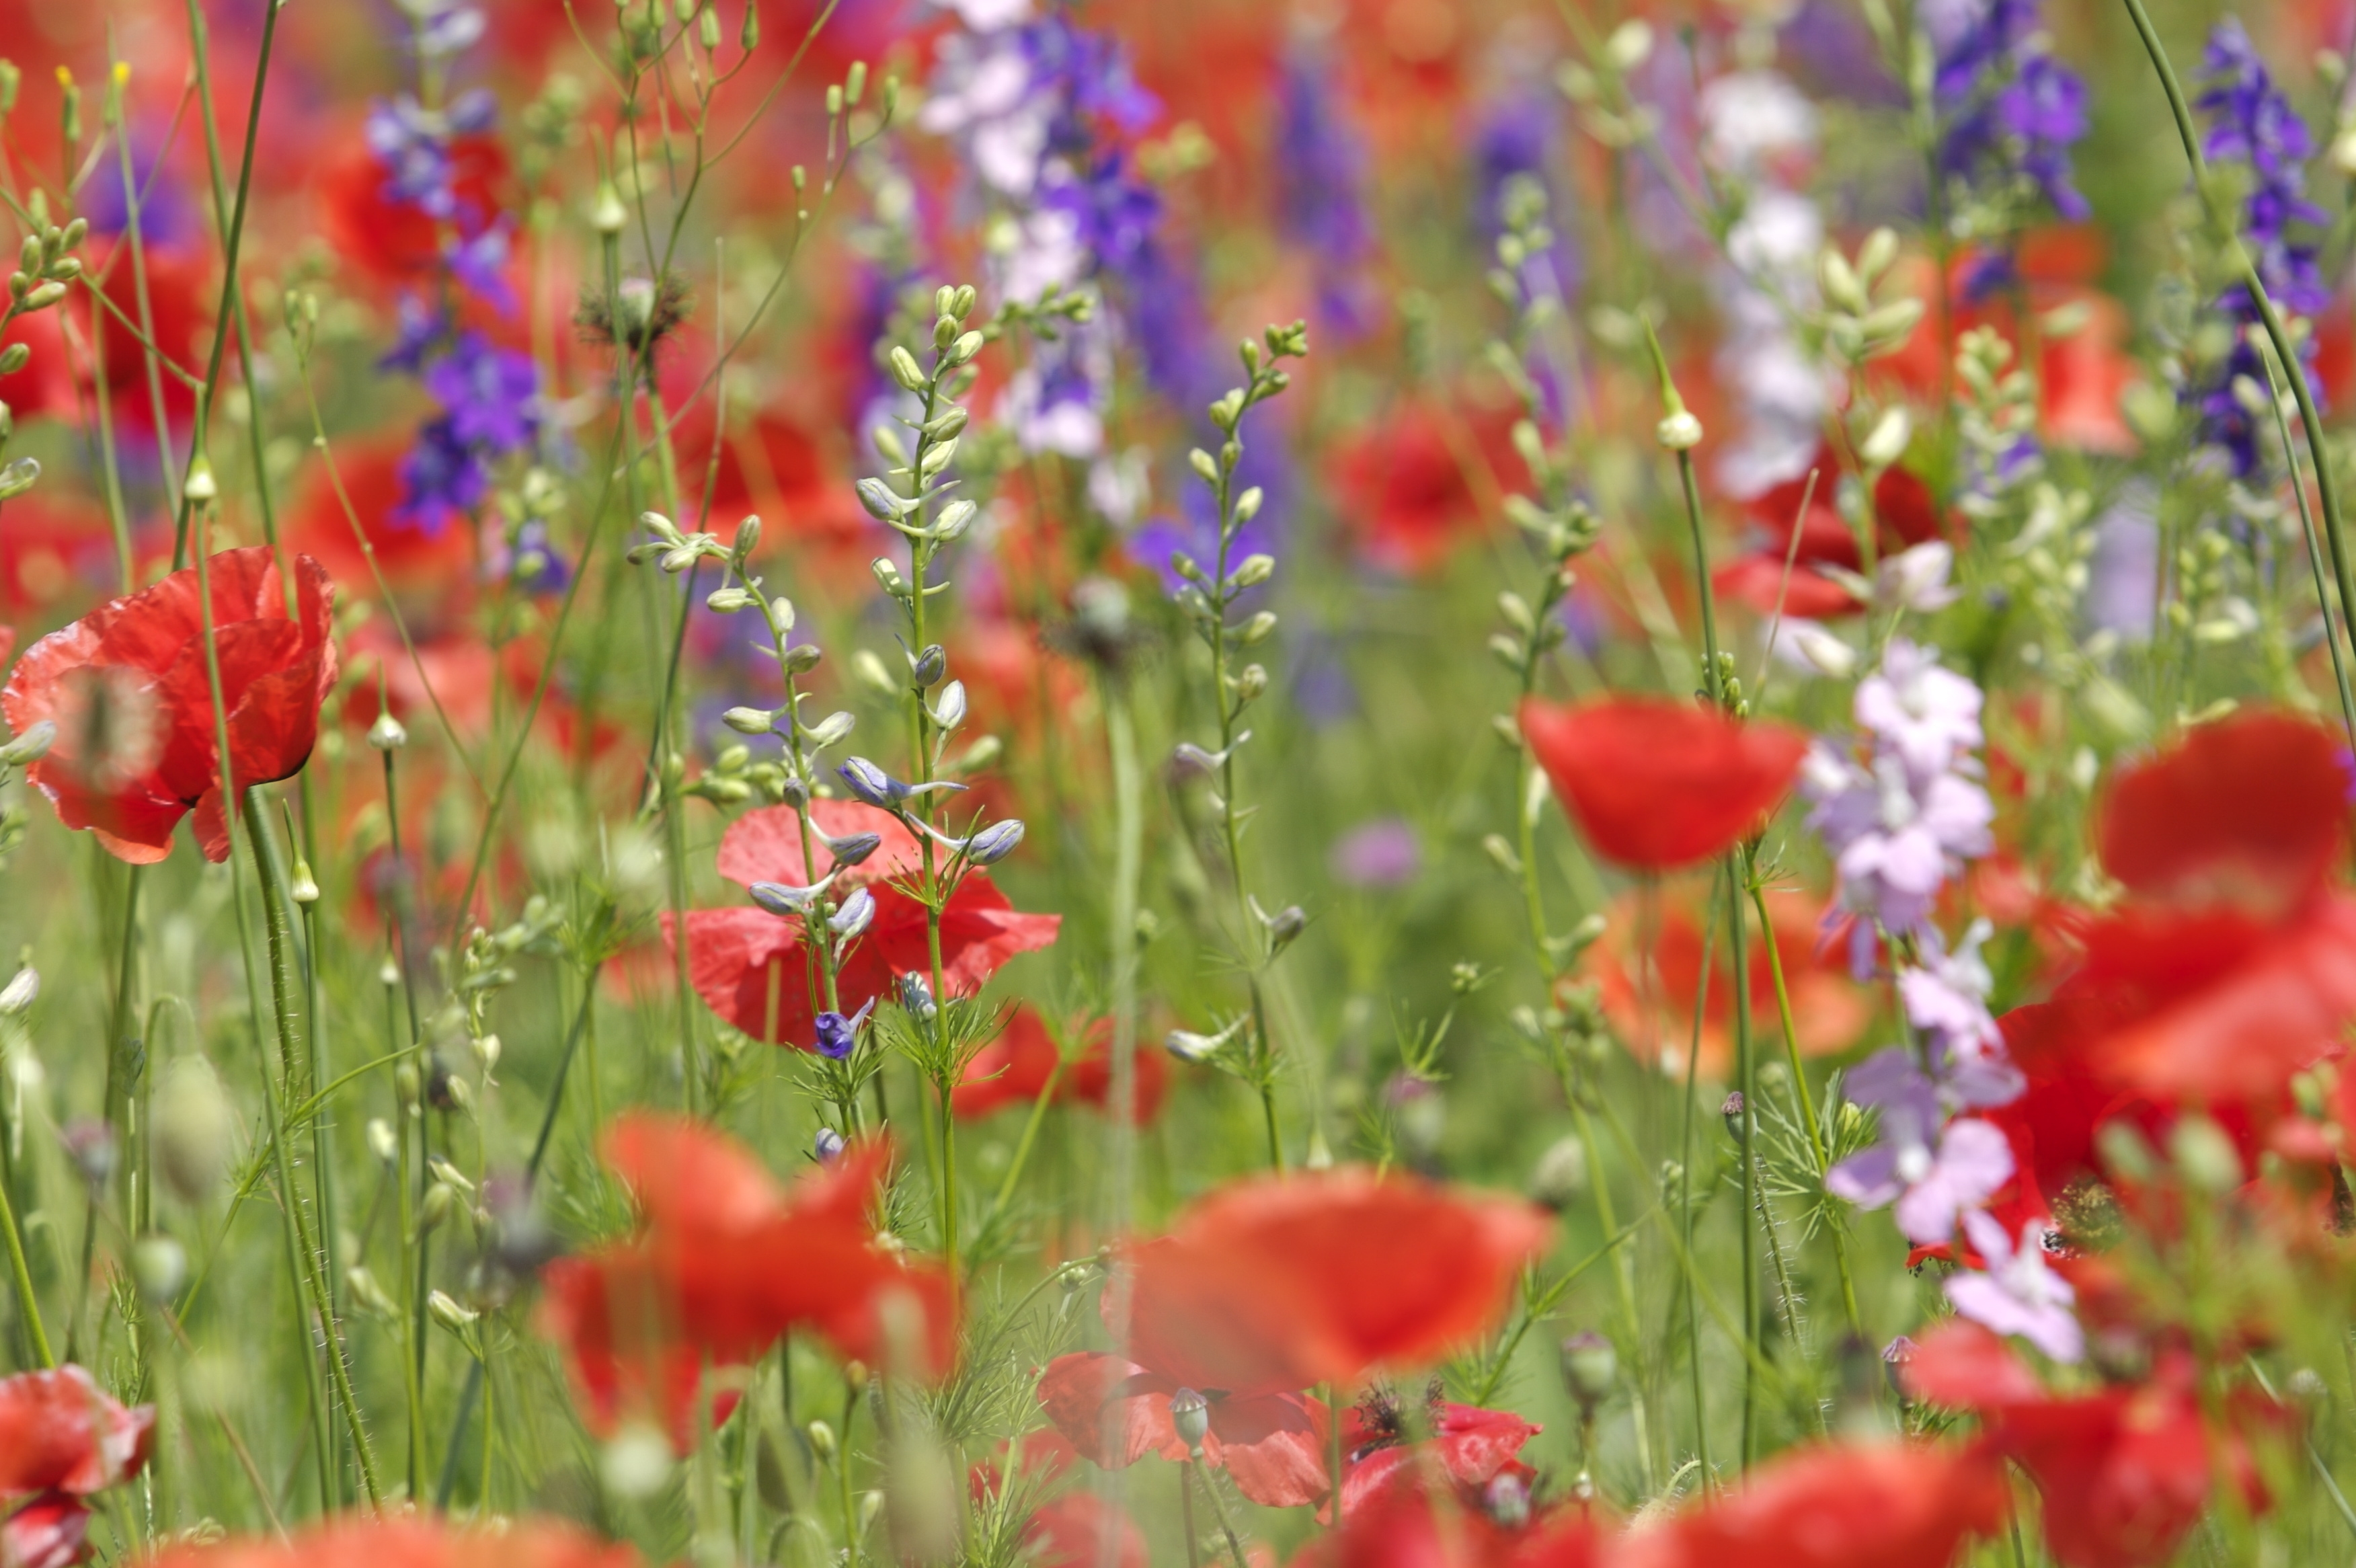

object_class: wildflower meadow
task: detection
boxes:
[8,0,2356,1564]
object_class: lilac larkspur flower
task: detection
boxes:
[1836,1106,2014,1245]
[1330,818,1420,888]
[1275,40,1374,334]
[1946,1211,2084,1362]
[1804,639,1994,965]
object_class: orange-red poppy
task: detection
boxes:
[2044,713,2356,1104]
[1520,697,1808,871]
[0,547,338,863]
[664,801,1060,1050]
[1612,1439,2010,1568]
[0,1364,153,1568]
[953,1009,1169,1123]
[1714,453,1953,621]
[1327,401,1524,576]
[1035,1345,1331,1509]
[1288,1479,1601,1568]
[1901,1322,2276,1568]
[539,1115,953,1448]
[1335,1395,1539,1520]
[1124,1168,1552,1396]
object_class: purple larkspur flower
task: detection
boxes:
[2190,19,2328,476]
[1932,0,2088,221]
[394,418,487,534]
[1274,40,1374,333]
[422,332,539,454]
[814,998,876,1060]
[1946,1211,2083,1362]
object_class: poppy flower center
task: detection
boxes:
[49,666,162,790]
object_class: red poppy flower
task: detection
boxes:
[1612,1439,2010,1568]
[673,405,875,569]
[1289,1480,1601,1568]
[2042,712,2356,1104]
[1128,1169,1551,1396]
[1585,886,1870,1078]
[953,1009,1169,1123]
[289,438,479,602]
[0,547,338,863]
[0,1364,153,1568]
[1520,697,1809,871]
[664,800,1060,1048]
[1901,1323,2266,1568]
[1336,1394,1540,1519]
[143,1516,643,1568]
[1715,456,1951,621]
[0,1364,153,1497]
[539,1114,954,1446]
[1035,1345,1332,1509]
[1328,401,1525,576]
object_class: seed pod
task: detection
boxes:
[154,1058,234,1205]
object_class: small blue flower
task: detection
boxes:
[814,998,875,1060]
[814,1127,847,1163]
[897,973,936,1021]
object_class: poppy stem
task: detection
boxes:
[839,1380,861,1568]
[1745,871,1867,1343]
[1325,1382,1345,1532]
[0,1122,50,1368]
[1190,1452,1249,1568]
[1180,1458,1202,1568]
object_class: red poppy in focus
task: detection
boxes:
[1335,1392,1540,1520]
[1613,1438,2010,1568]
[664,800,1060,1049]
[143,1516,643,1568]
[1585,886,1871,1079]
[2045,712,2356,1104]
[1715,455,1951,621]
[1903,1322,2270,1568]
[953,1009,1169,1123]
[1520,697,1809,871]
[539,1114,954,1447]
[0,547,338,863]
[1328,401,1524,576]
[0,1364,154,1568]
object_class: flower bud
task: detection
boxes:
[1655,410,1703,450]
[964,819,1025,865]
[1560,1331,1618,1407]
[814,1128,847,1164]
[830,888,877,939]
[808,1419,838,1460]
[723,706,775,736]
[1170,1387,1211,1450]
[0,719,53,767]
[910,643,947,687]
[428,1289,481,1334]
[871,557,908,596]
[1857,406,1912,469]
[420,1182,455,1232]
[0,966,34,1017]
[602,1423,674,1499]
[367,1118,399,1165]
[182,455,218,502]
[888,345,927,393]
[127,1233,186,1302]
[155,1058,234,1205]
[368,706,409,751]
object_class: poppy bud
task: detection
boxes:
[808,1419,838,1460]
[132,1234,186,1302]
[1719,1091,1745,1138]
[367,1118,398,1165]
[1655,410,1703,450]
[1529,1134,1588,1210]
[154,1057,233,1205]
[368,707,409,751]
[1170,1387,1210,1452]
[0,719,52,767]
[182,454,217,503]
[602,1423,674,1499]
[1559,1331,1617,1409]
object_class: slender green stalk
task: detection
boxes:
[0,1130,50,1368]
[245,789,383,1507]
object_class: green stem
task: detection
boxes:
[245,789,382,1506]
[0,1131,49,1368]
